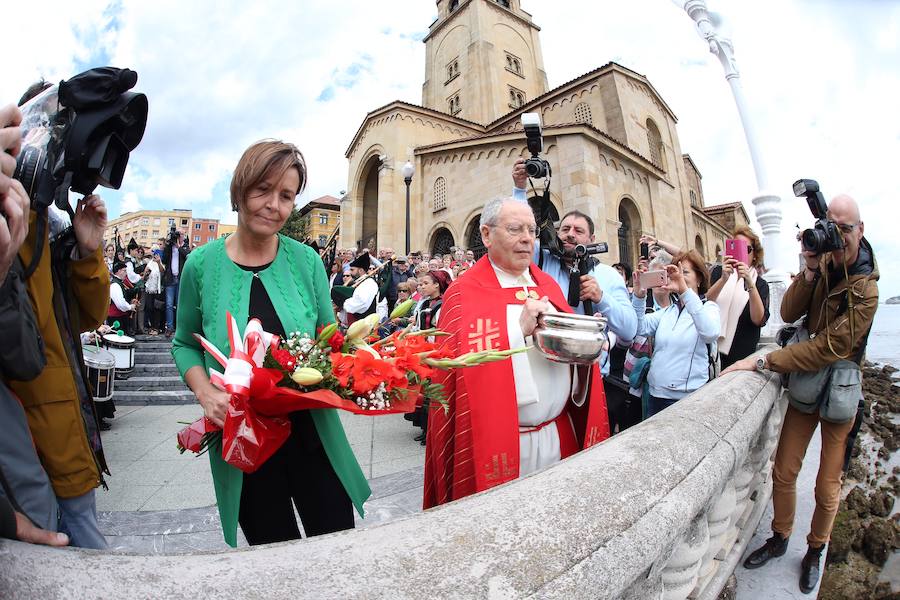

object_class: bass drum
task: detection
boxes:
[83,346,116,402]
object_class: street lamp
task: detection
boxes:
[402,161,415,255]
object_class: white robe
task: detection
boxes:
[489,260,571,476]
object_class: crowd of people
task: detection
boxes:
[0,93,880,594]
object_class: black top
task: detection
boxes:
[710,265,770,364]
[235,262,320,450]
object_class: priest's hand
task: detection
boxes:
[520,295,551,337]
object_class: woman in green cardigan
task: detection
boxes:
[172,140,370,547]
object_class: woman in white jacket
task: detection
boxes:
[632,249,720,416]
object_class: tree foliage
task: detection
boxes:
[280,209,311,243]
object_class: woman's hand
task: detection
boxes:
[632,259,648,299]
[196,384,231,427]
[735,260,752,284]
[639,234,657,247]
[665,264,688,295]
[520,295,551,337]
[721,257,736,279]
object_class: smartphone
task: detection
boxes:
[639,270,668,289]
[639,242,650,260]
[725,238,750,265]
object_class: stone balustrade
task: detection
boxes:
[0,357,785,599]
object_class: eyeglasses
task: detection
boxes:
[837,222,859,234]
[495,223,538,238]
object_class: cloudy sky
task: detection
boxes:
[2,0,898,295]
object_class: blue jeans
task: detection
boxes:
[647,395,679,418]
[165,278,180,331]
[58,489,107,549]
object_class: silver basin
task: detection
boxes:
[533,312,608,365]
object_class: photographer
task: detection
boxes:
[726,194,878,593]
[6,85,114,549]
[162,228,189,337]
[511,159,637,414]
[0,103,68,548]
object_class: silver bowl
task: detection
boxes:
[533,312,608,365]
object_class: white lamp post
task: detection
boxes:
[672,0,789,335]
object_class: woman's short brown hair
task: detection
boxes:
[230,140,307,211]
[672,249,711,295]
[732,225,764,268]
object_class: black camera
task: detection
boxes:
[521,112,550,179]
[793,179,843,254]
[14,67,148,214]
[558,242,609,310]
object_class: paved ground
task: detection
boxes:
[96,405,426,513]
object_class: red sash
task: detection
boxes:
[423,257,609,509]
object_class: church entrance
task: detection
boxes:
[617,198,641,266]
[360,157,380,251]
[430,227,455,256]
[465,216,486,259]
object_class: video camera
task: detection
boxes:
[559,242,609,311]
[14,67,148,215]
[792,179,843,254]
[521,113,550,179]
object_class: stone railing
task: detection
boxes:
[0,357,785,599]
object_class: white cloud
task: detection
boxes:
[2,0,897,294]
[120,191,141,214]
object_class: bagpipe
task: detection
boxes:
[330,254,395,307]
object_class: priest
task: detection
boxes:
[331,251,379,324]
[423,198,610,509]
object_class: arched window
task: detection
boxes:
[506,56,513,69]
[689,189,698,208]
[617,198,642,266]
[449,0,459,12]
[430,228,455,256]
[496,0,510,7]
[513,59,521,74]
[433,177,447,212]
[646,118,664,170]
[695,234,705,259]
[574,102,592,125]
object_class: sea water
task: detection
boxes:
[867,303,900,367]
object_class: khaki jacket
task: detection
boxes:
[767,239,879,374]
[8,211,110,498]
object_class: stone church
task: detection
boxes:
[340,0,746,266]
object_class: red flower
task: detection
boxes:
[392,351,433,380]
[330,352,355,387]
[329,331,345,353]
[394,334,433,354]
[271,348,296,371]
[350,351,406,395]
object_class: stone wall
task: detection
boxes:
[0,357,785,599]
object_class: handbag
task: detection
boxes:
[820,360,862,423]
[0,257,46,381]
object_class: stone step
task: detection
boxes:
[131,364,180,377]
[113,390,196,405]
[133,342,172,351]
[133,351,174,364]
[114,376,189,392]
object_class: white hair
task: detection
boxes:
[479,196,519,228]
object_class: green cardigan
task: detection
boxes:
[172,235,370,547]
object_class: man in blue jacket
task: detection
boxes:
[511,160,637,431]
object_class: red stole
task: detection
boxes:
[423,257,610,509]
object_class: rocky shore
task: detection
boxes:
[819,363,900,600]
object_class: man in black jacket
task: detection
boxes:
[162,229,189,337]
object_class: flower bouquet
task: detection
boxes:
[177,312,522,473]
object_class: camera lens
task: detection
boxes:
[801,228,824,253]
[524,158,547,179]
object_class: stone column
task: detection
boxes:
[674,0,790,336]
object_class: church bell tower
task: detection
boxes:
[422,0,549,124]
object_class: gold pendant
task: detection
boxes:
[515,289,540,301]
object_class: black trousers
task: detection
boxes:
[604,378,642,434]
[238,410,354,545]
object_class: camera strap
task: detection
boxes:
[22,210,47,280]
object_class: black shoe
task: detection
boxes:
[413,432,425,442]
[799,545,823,594]
[743,533,788,569]
[99,419,111,431]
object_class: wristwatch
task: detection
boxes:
[755,356,768,372]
